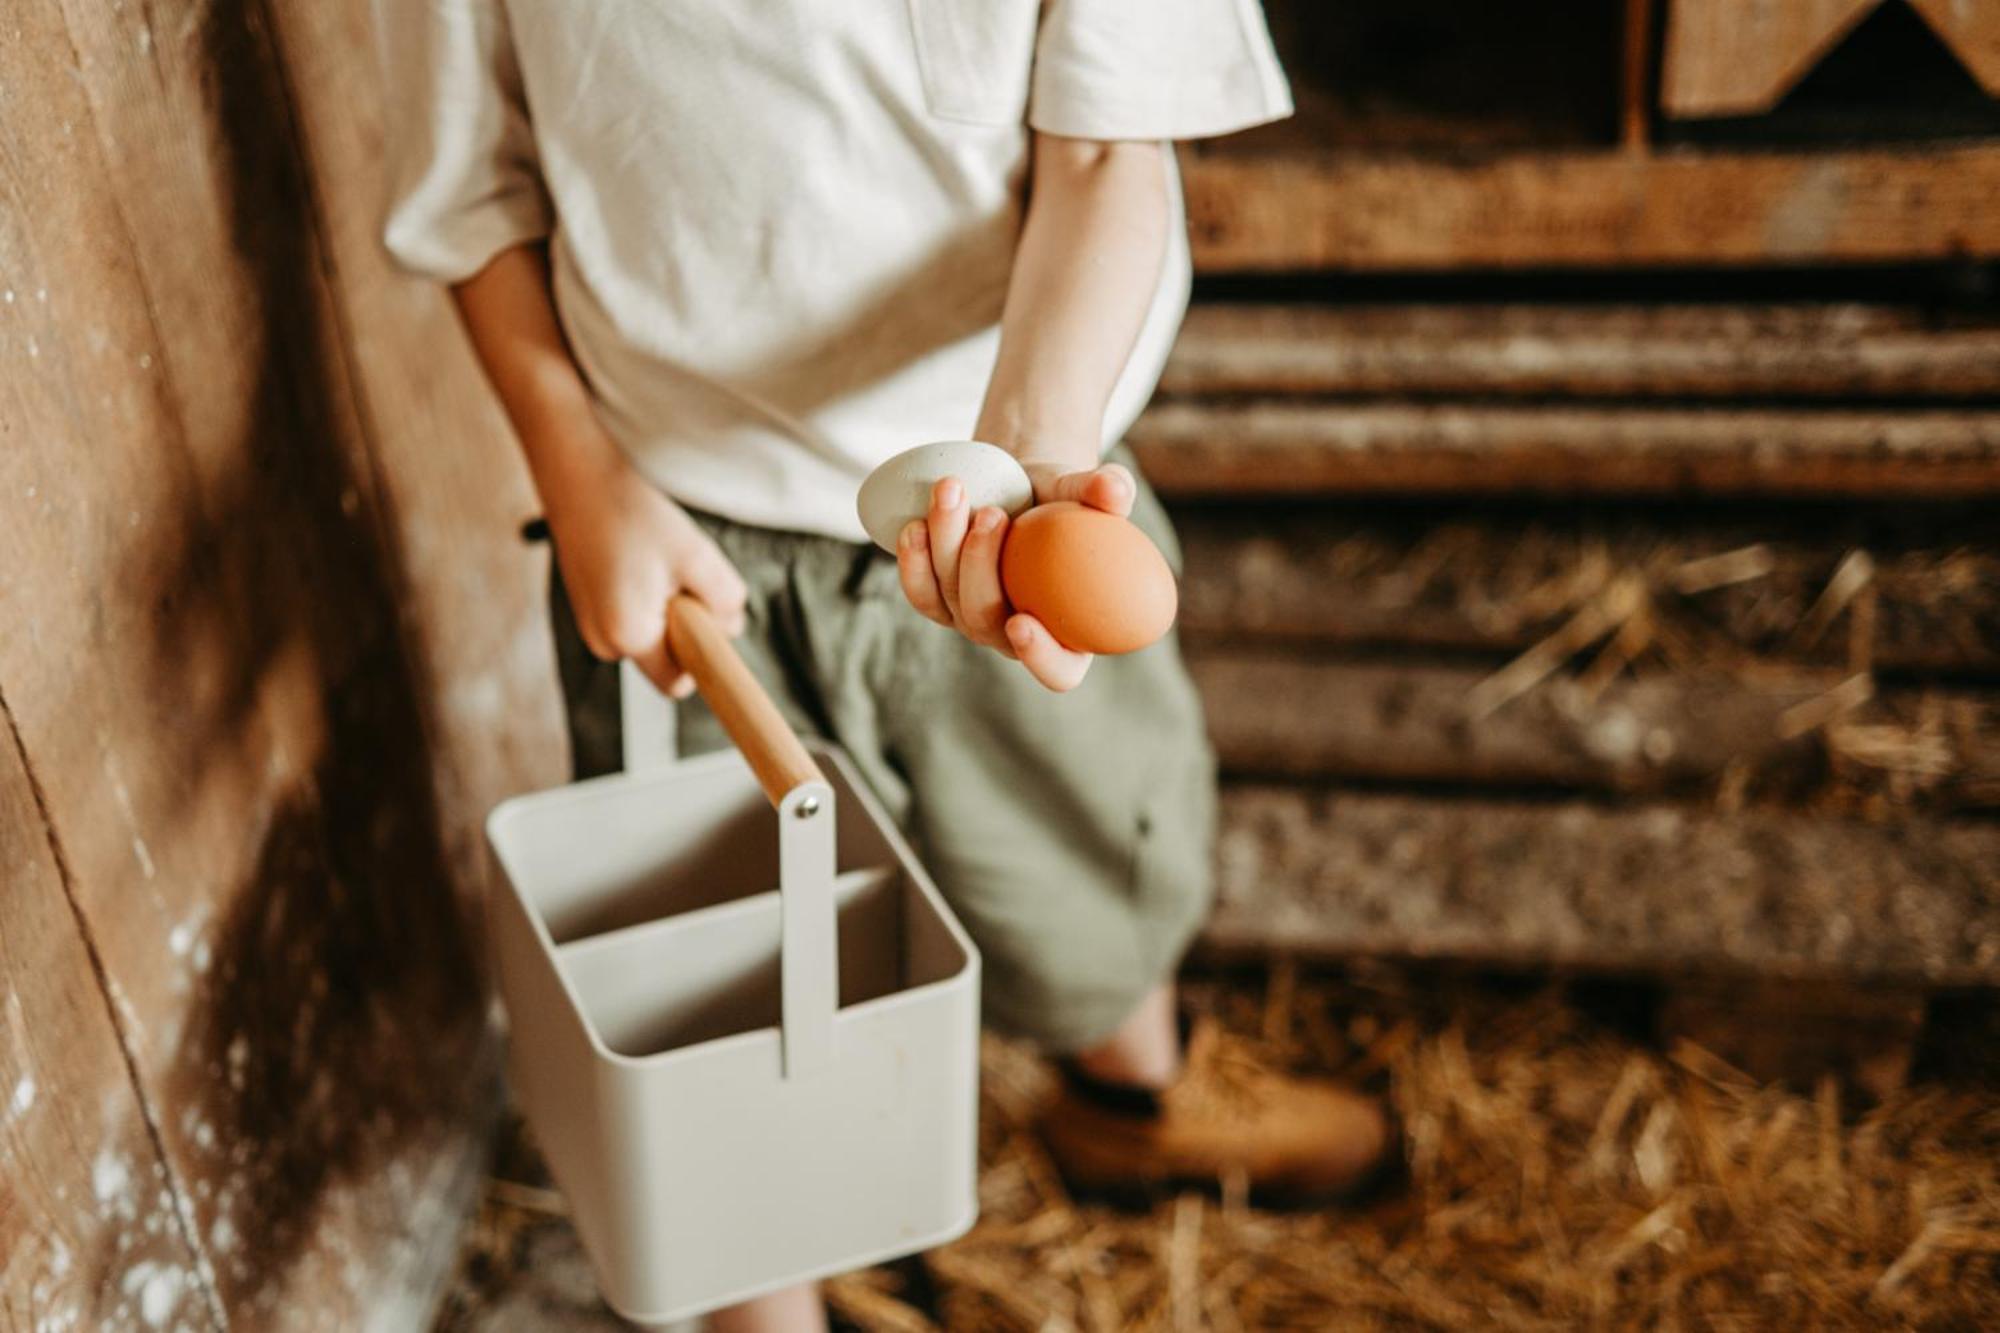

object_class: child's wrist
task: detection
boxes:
[982,424,1099,476]
[976,392,1097,453]
[522,404,603,463]
[524,420,626,506]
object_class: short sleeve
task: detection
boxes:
[1029,0,1294,141]
[373,0,553,282]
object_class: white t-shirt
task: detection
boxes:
[376,0,1291,541]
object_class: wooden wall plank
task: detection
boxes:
[1159,305,2000,401]
[1204,786,2000,986]
[1661,0,1883,118]
[1189,649,1999,811]
[252,0,565,894]
[0,0,539,1323]
[1173,506,2000,676]
[1182,145,2000,271]
[245,0,569,1310]
[1191,649,1814,793]
[0,712,220,1332]
[1132,401,2000,499]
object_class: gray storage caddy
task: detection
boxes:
[485,597,981,1325]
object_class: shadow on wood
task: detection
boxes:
[134,6,489,1315]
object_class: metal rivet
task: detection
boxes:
[794,797,821,819]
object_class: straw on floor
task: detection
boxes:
[437,964,2000,1331]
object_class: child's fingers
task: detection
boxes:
[956,506,1014,651]
[569,581,633,663]
[574,609,615,662]
[1005,615,1091,692]
[1034,463,1135,517]
[677,544,750,637]
[600,592,669,663]
[897,522,954,627]
[1083,463,1135,515]
[629,635,695,699]
[925,477,971,617]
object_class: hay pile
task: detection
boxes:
[827,967,2000,1331]
[435,965,2000,1331]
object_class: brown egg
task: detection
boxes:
[999,502,1178,655]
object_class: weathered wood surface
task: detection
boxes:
[259,0,566,895]
[0,723,219,1331]
[0,0,560,1325]
[1203,787,2000,986]
[1662,0,2000,111]
[1908,0,2000,95]
[1622,0,1655,149]
[1193,649,1818,790]
[1159,305,2000,401]
[1132,401,2000,499]
[1191,649,2000,809]
[1182,145,2000,270]
[1660,0,1880,117]
[1172,505,2000,675]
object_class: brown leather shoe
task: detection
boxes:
[1040,1021,1399,1208]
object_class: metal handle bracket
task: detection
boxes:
[778,779,837,1078]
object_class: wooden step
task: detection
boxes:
[1159,304,2000,401]
[1169,504,2000,676]
[1130,400,2000,500]
[1188,648,2000,810]
[1202,786,2000,986]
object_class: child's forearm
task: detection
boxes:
[975,135,1169,473]
[449,242,749,679]
[450,244,621,493]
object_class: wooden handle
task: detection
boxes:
[666,594,825,806]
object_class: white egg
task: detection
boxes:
[855,440,1034,552]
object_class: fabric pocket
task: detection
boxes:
[906,0,1041,126]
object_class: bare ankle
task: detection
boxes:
[1068,984,1182,1090]
[704,1282,826,1333]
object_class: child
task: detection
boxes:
[378,2,1392,1327]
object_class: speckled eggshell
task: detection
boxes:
[999,502,1178,656]
[856,440,1034,553]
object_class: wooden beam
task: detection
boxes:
[1660,0,1883,118]
[1159,304,2000,401]
[1622,0,1657,150]
[1181,144,2000,271]
[1190,649,2000,809]
[1131,401,2000,499]
[1172,507,2000,676]
[1193,649,1818,790]
[1201,786,2000,986]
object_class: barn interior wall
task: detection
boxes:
[0,1,566,1326]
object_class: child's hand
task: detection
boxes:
[895,460,1135,693]
[542,445,748,698]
